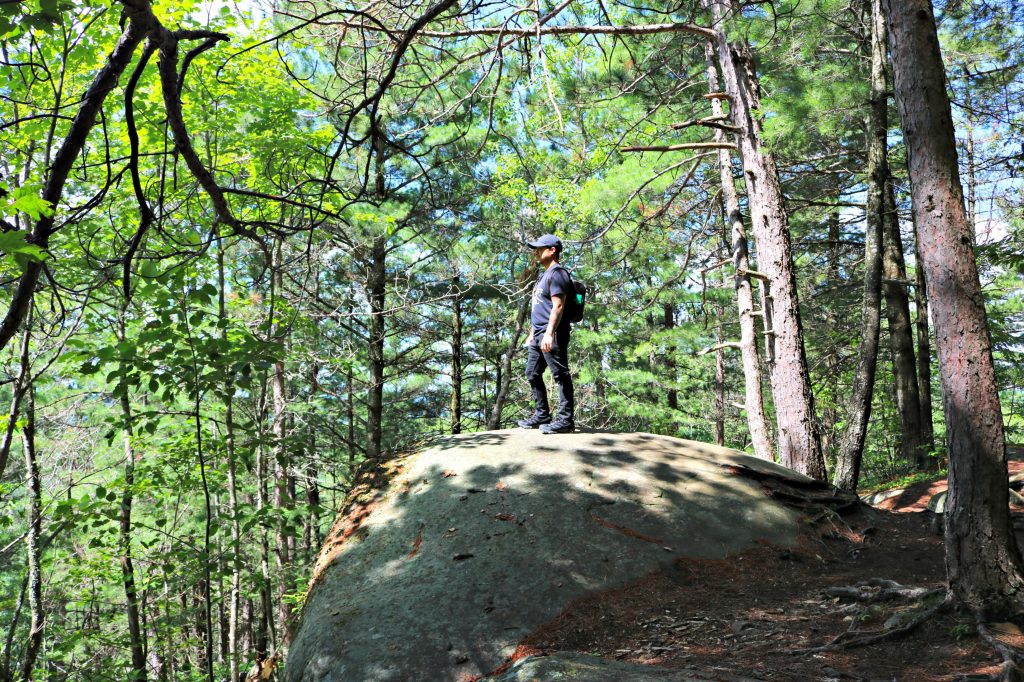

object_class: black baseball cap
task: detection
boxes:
[527,234,562,249]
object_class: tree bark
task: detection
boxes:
[882,198,926,468]
[819,203,842,460]
[20,361,43,680]
[116,316,147,682]
[487,274,532,428]
[270,282,292,645]
[913,228,936,454]
[714,323,726,446]
[834,0,887,491]
[2,576,28,682]
[962,71,977,244]
[664,303,679,412]
[451,276,463,435]
[217,234,242,682]
[885,0,1024,622]
[710,0,825,478]
[868,4,926,470]
[703,38,774,461]
[365,234,387,459]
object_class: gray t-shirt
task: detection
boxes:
[531,265,572,334]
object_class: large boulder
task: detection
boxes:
[285,430,838,682]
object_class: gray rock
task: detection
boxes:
[860,488,906,506]
[285,430,809,682]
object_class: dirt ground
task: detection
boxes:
[514,499,1011,681]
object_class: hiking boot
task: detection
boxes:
[517,414,552,429]
[540,421,575,434]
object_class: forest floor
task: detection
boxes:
[512,453,1024,682]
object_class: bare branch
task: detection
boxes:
[621,142,737,152]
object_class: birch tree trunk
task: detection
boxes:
[885,0,1024,626]
[710,0,824,478]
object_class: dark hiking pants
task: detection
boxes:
[526,331,574,423]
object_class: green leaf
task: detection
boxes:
[0,231,46,263]
[8,186,53,220]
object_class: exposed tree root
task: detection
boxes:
[718,461,861,514]
[793,583,951,654]
[824,578,941,603]
[976,621,1024,682]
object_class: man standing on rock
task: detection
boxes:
[518,234,575,434]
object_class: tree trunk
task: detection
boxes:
[703,37,773,461]
[882,200,926,468]
[819,203,842,460]
[486,281,530,430]
[365,235,387,459]
[271,364,292,641]
[2,576,28,682]
[869,6,926,470]
[346,359,357,471]
[255,381,276,657]
[21,380,43,681]
[451,276,463,435]
[217,235,242,682]
[116,316,147,682]
[962,72,977,244]
[913,228,936,454]
[664,303,679,412]
[714,324,726,446]
[711,0,825,479]
[833,0,888,491]
[885,0,1024,623]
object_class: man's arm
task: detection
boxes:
[541,295,565,353]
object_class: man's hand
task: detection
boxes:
[542,294,565,353]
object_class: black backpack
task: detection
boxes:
[557,266,587,324]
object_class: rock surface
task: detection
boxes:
[284,430,817,682]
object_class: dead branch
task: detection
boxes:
[737,267,769,280]
[697,341,741,356]
[701,257,732,273]
[620,142,737,152]
[305,19,716,40]
[670,116,741,133]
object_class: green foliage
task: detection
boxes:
[1,0,1022,677]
